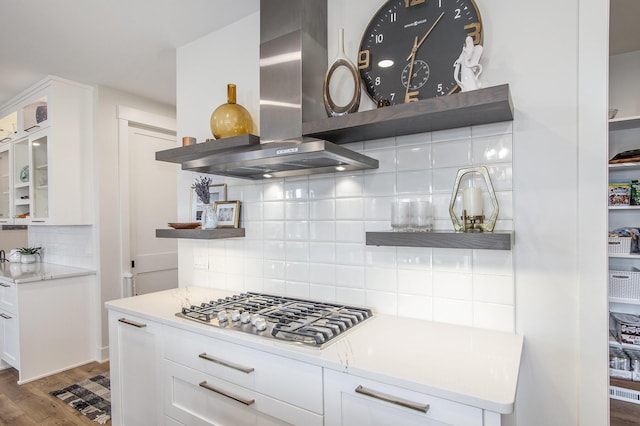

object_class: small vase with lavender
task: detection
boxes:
[194,176,218,229]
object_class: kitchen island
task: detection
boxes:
[0,262,96,383]
[106,286,523,426]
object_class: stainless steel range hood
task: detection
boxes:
[157,0,378,180]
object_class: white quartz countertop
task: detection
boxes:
[105,286,523,414]
[0,262,96,283]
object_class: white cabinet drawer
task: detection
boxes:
[164,359,323,426]
[0,280,17,313]
[163,327,323,414]
[324,369,483,426]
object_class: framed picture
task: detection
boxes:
[190,183,227,221]
[215,201,241,228]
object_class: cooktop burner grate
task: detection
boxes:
[176,292,373,348]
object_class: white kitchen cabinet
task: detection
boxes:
[162,326,323,426]
[0,275,94,383]
[323,369,486,426]
[0,307,19,369]
[0,144,11,223]
[0,279,19,369]
[0,76,92,225]
[108,311,163,426]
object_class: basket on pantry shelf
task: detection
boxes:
[609,268,640,301]
[609,236,632,255]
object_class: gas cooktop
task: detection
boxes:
[176,292,373,349]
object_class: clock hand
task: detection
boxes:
[406,11,445,61]
[405,36,419,100]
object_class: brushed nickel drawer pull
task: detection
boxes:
[118,318,147,328]
[198,352,255,374]
[355,385,430,413]
[0,313,12,319]
[199,380,255,406]
[0,283,10,287]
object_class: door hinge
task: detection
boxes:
[131,260,135,268]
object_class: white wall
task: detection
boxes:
[93,85,175,358]
[176,1,612,425]
[610,50,640,117]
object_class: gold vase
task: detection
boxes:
[210,84,255,139]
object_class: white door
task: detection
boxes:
[128,126,178,295]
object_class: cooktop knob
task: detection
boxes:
[230,309,241,322]
[240,312,251,323]
[253,317,267,331]
[217,311,228,322]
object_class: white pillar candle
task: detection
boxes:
[462,187,483,216]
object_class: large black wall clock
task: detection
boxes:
[358,0,483,105]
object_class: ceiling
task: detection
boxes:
[0,0,636,109]
[0,0,259,107]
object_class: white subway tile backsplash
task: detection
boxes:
[365,267,397,292]
[309,242,336,263]
[263,201,284,220]
[310,284,336,302]
[364,136,395,151]
[396,170,431,195]
[335,221,364,243]
[432,126,471,143]
[433,248,472,272]
[262,240,284,261]
[364,173,396,196]
[473,274,514,305]
[335,287,365,306]
[432,139,472,168]
[335,198,364,219]
[363,197,393,221]
[309,199,335,220]
[335,243,365,265]
[473,250,513,275]
[335,265,364,288]
[365,246,397,267]
[397,269,432,295]
[472,134,512,164]
[396,131,432,146]
[173,123,514,333]
[363,149,396,174]
[285,261,309,282]
[284,179,308,200]
[432,298,473,326]
[285,221,309,240]
[397,144,431,171]
[263,221,284,240]
[433,271,473,300]
[263,181,285,201]
[309,221,335,242]
[309,263,336,285]
[397,294,432,320]
[366,290,397,315]
[308,177,335,199]
[285,241,309,262]
[336,175,364,197]
[285,202,309,220]
[263,260,285,279]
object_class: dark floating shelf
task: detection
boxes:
[302,84,513,145]
[366,231,513,251]
[156,228,245,240]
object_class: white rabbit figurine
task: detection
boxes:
[453,36,483,92]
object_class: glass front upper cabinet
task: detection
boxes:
[31,132,48,222]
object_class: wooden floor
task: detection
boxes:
[0,362,110,426]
